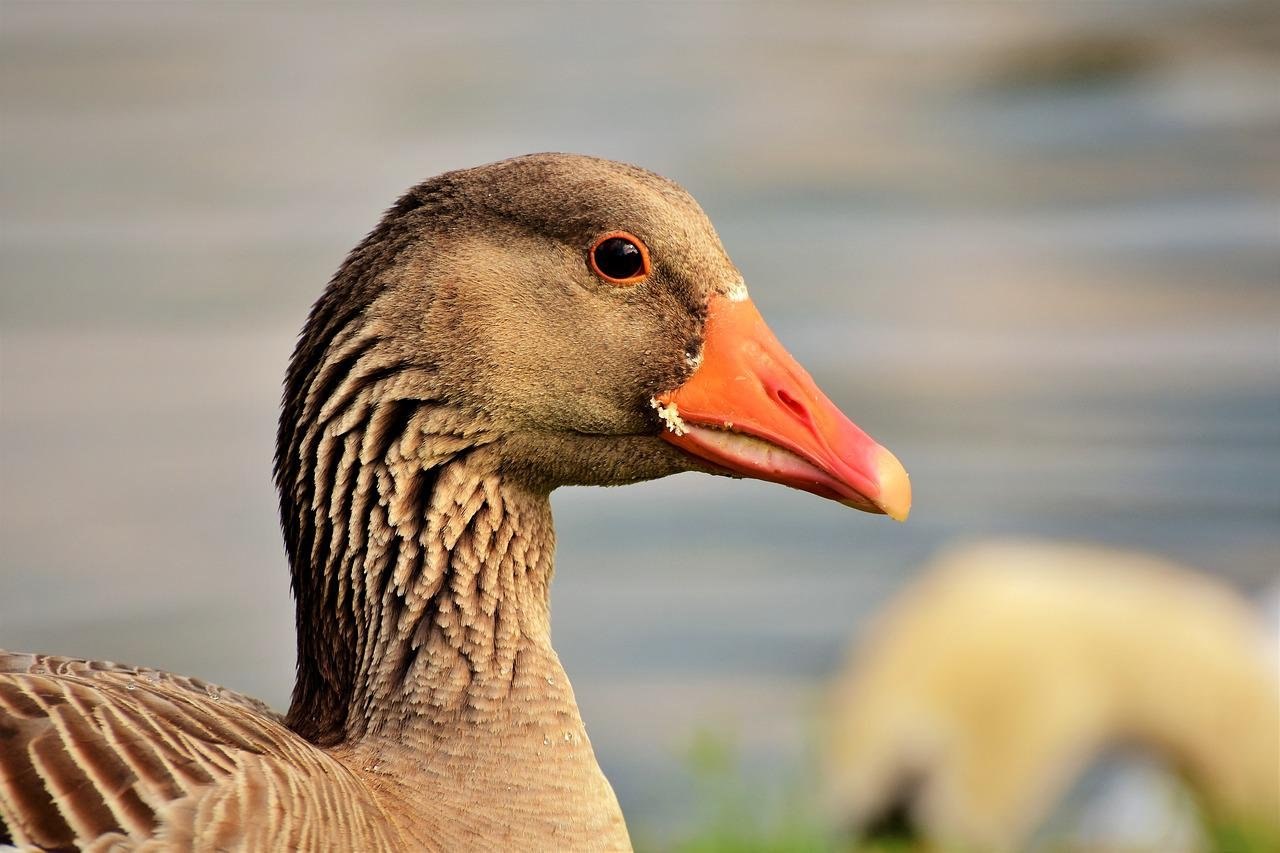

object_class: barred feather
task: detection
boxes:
[0,653,402,850]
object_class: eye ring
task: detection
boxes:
[588,231,651,286]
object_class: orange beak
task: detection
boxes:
[654,292,911,521]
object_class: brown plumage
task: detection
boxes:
[1,153,909,850]
[0,652,400,851]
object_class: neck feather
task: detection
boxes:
[278,326,557,744]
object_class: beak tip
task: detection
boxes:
[873,447,912,523]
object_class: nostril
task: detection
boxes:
[775,388,810,423]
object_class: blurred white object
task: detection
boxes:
[823,540,1280,851]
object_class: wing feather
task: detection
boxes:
[0,651,402,850]
[0,708,76,846]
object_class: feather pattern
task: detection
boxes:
[0,653,402,850]
[1,154,741,850]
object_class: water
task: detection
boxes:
[1,1,1277,840]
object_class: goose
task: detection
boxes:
[823,540,1280,852]
[0,153,911,851]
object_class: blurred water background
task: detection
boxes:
[2,1,1277,844]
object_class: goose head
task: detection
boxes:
[284,153,910,521]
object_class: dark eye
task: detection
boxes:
[588,231,651,285]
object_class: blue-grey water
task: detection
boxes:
[2,2,1277,842]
